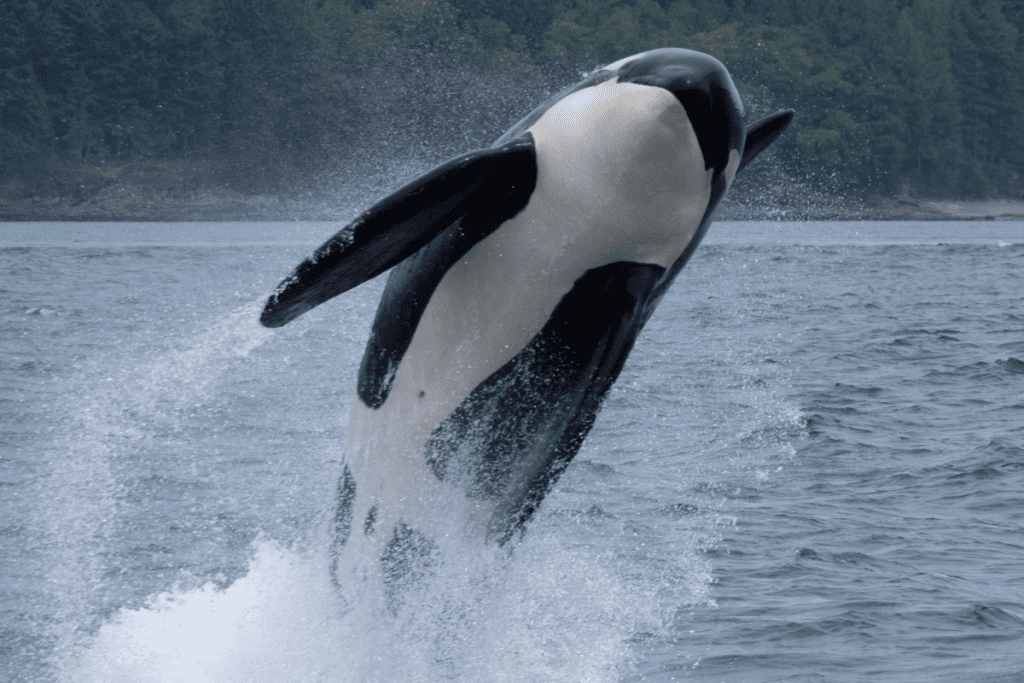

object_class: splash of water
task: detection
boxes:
[37,302,274,678]
[61,530,669,683]
[33,279,800,682]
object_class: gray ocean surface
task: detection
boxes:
[2,220,1023,682]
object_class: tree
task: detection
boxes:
[0,0,52,177]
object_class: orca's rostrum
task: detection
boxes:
[261,48,793,595]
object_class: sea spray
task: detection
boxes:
[63,528,675,683]
[38,302,276,679]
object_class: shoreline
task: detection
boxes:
[2,185,1023,223]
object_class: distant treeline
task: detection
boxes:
[2,0,1022,197]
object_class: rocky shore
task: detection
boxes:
[719,196,1024,222]
[2,164,1022,222]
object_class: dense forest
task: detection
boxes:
[2,0,1022,200]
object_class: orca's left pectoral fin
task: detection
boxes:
[260,135,537,328]
[737,110,795,174]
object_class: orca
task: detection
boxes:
[261,48,793,594]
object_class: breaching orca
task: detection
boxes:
[261,48,793,594]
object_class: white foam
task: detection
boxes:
[61,541,342,683]
[62,530,671,683]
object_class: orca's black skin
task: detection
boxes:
[738,111,795,175]
[363,505,378,536]
[380,523,436,613]
[261,48,794,556]
[259,136,537,329]
[425,262,665,542]
[329,465,356,586]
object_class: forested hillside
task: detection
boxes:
[2,0,1022,200]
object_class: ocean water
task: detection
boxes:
[2,220,1023,682]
